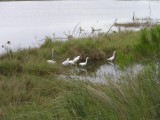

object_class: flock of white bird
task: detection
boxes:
[1,41,116,67]
[62,56,84,66]
[47,50,116,67]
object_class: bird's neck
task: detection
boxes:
[113,53,115,57]
[85,58,88,64]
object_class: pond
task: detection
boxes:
[58,62,144,83]
[0,0,160,53]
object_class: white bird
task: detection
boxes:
[62,58,70,66]
[47,60,56,64]
[72,56,80,63]
[68,59,75,65]
[107,51,116,62]
[79,57,89,67]
[47,49,56,64]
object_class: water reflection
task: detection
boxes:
[59,62,144,83]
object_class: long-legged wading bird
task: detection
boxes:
[68,59,75,65]
[72,56,80,63]
[47,60,56,64]
[79,57,89,67]
[47,49,56,64]
[107,51,116,62]
[62,58,70,66]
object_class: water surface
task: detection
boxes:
[0,0,160,52]
[59,63,144,83]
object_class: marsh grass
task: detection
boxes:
[135,26,160,58]
[0,29,141,76]
[1,26,160,119]
[1,26,159,76]
[1,63,160,119]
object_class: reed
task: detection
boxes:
[1,63,160,119]
[1,26,160,119]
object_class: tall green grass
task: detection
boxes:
[0,30,141,76]
[1,63,160,119]
[135,26,160,58]
[1,26,160,119]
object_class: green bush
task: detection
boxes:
[135,26,160,57]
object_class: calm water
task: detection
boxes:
[0,0,160,52]
[59,63,144,83]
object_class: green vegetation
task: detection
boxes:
[135,26,160,57]
[1,26,160,119]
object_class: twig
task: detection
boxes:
[149,2,151,19]
[72,22,81,37]
[52,48,54,60]
[132,11,135,22]
[105,19,117,36]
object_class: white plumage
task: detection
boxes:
[68,60,75,65]
[62,58,70,66]
[107,51,116,62]
[47,60,56,64]
[79,57,89,67]
[72,56,80,63]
